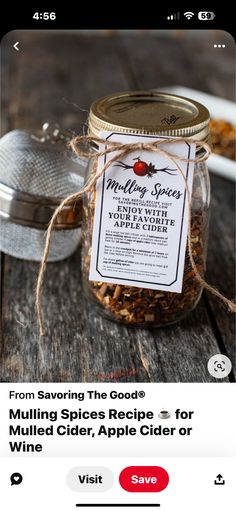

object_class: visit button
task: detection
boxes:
[119,466,169,492]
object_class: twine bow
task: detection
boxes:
[36,135,236,335]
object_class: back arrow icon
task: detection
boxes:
[13,42,19,51]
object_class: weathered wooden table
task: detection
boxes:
[0,31,235,382]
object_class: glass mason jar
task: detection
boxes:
[82,91,210,327]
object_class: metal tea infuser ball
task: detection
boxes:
[0,124,86,261]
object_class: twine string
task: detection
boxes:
[36,136,236,336]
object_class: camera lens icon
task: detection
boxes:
[207,354,232,379]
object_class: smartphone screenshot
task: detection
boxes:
[0,7,235,511]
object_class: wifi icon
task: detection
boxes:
[184,11,195,19]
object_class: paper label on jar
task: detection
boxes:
[89,132,195,293]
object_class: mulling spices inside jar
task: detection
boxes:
[82,91,210,327]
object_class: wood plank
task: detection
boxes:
[0,253,3,347]
[1,31,129,133]
[120,33,235,100]
[205,175,235,375]
[119,33,235,373]
[0,250,222,383]
[0,32,232,382]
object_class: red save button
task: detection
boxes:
[119,466,169,492]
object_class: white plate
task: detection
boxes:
[155,86,236,181]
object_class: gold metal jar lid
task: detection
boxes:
[89,91,210,141]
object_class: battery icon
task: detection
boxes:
[198,11,216,20]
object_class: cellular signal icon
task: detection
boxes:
[167,12,180,20]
